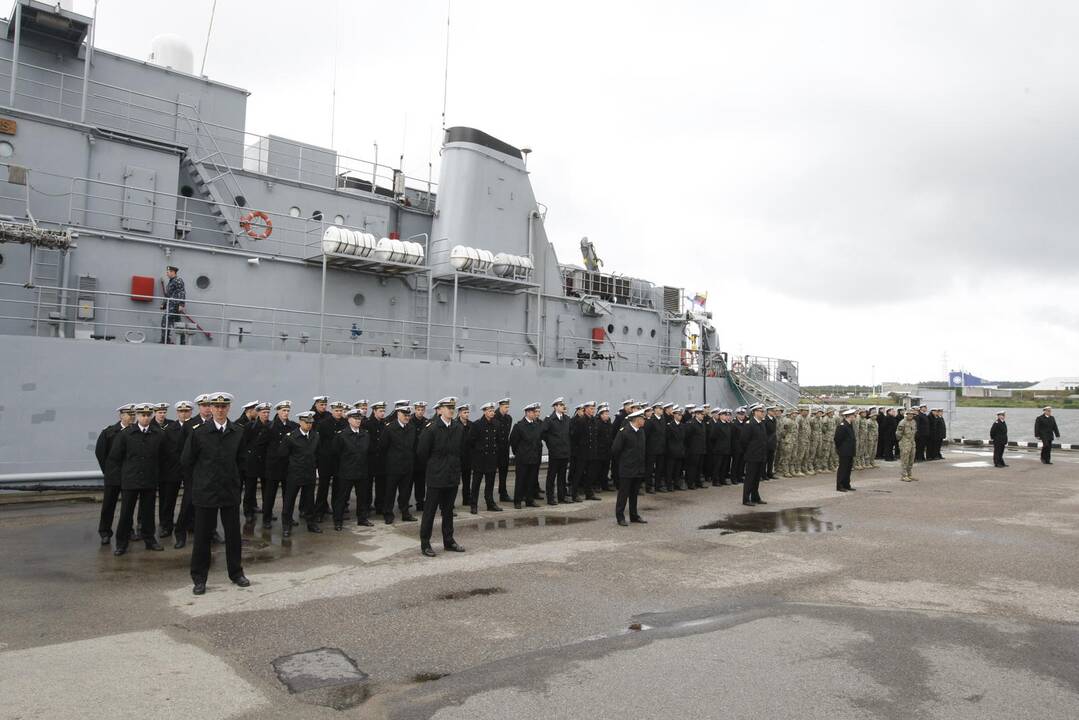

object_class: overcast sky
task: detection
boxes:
[81,0,1079,385]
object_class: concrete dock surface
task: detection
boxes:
[2,446,1077,719]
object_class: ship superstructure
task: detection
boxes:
[0,0,798,478]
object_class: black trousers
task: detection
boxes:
[616,475,642,520]
[609,456,620,493]
[460,459,473,505]
[915,437,926,461]
[98,485,122,535]
[836,455,854,490]
[117,488,156,547]
[569,455,589,496]
[420,486,457,546]
[651,454,665,489]
[594,457,611,490]
[413,466,427,509]
[686,454,703,487]
[666,457,684,489]
[993,442,1006,466]
[242,471,260,515]
[382,472,413,515]
[470,468,497,507]
[742,461,764,503]
[282,483,315,527]
[175,474,195,531]
[190,505,242,585]
[546,457,569,500]
[262,473,282,522]
[765,447,776,478]
[714,454,731,483]
[160,310,186,344]
[703,453,714,485]
[513,462,539,504]
[314,463,334,515]
[372,470,385,510]
[333,475,372,524]
[1040,437,1053,463]
[731,450,744,481]
[497,453,510,498]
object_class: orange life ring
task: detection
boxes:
[240,210,273,240]
[731,361,744,374]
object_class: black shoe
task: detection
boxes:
[262,520,272,529]
[585,494,600,501]
[357,518,373,527]
[231,575,251,588]
[514,502,523,509]
[547,500,559,506]
[334,523,343,531]
[282,527,292,538]
[470,505,479,515]
[131,530,143,542]
[384,515,394,525]
[401,513,417,522]
[158,527,172,538]
[173,530,187,549]
[847,488,857,492]
[837,488,848,492]
[742,502,756,507]
[192,583,206,595]
[499,494,513,503]
[487,504,504,512]
[99,532,112,545]
[755,500,767,505]
[1001,463,1009,467]
[244,513,255,524]
[617,518,629,526]
[630,517,648,524]
[145,540,164,551]
[570,496,583,503]
[307,523,322,533]
[525,501,540,508]
[113,545,128,556]
[645,487,655,494]
[421,545,436,557]
[445,542,465,552]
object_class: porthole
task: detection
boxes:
[195,275,211,290]
[333,214,345,225]
[234,195,247,207]
[636,327,643,336]
[0,252,4,266]
[622,325,629,335]
[179,185,194,198]
[607,323,615,333]
[311,210,323,221]
[650,329,656,338]
[0,141,13,158]
[288,206,301,218]
[353,292,365,306]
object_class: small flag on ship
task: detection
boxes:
[692,291,707,308]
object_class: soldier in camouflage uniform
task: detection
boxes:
[805,408,821,476]
[815,408,829,472]
[825,408,839,470]
[866,406,880,469]
[853,409,867,470]
[795,407,809,476]
[896,407,918,481]
[778,408,797,477]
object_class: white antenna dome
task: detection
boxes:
[148,35,195,75]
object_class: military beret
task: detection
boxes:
[370,401,386,410]
[174,401,193,411]
[523,402,541,411]
[296,411,316,422]
[241,400,259,411]
[481,401,496,411]
[435,397,456,409]
[498,398,511,406]
[312,396,329,403]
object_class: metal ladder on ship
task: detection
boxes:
[178,108,246,241]
[30,246,63,336]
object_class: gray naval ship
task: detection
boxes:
[0,0,799,481]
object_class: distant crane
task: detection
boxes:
[580,236,603,272]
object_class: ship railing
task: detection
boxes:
[730,354,800,386]
[0,163,385,264]
[554,332,691,375]
[0,280,538,364]
[0,56,437,209]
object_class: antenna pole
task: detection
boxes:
[330,0,339,148]
[441,0,451,130]
[200,0,218,76]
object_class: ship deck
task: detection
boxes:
[2,447,1078,718]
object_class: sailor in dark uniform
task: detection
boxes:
[417,397,467,557]
[495,398,514,502]
[314,400,348,521]
[542,397,572,504]
[729,407,747,483]
[109,403,167,555]
[410,401,429,511]
[684,405,707,489]
[469,401,504,513]
[740,404,769,506]
[1035,406,1060,464]
[333,408,372,529]
[153,401,183,537]
[834,408,857,492]
[510,402,544,508]
[182,392,249,595]
[665,406,686,491]
[594,404,614,491]
[457,404,473,507]
[712,408,733,485]
[278,410,321,537]
[700,404,715,485]
[160,265,186,345]
[236,400,258,427]
[610,409,648,526]
[310,395,330,425]
[173,394,213,549]
[380,401,418,523]
[242,402,271,522]
[95,403,134,544]
[262,400,295,529]
[645,402,666,493]
[367,401,388,510]
[569,400,600,501]
[914,405,930,462]
[764,405,779,479]
[991,411,1008,467]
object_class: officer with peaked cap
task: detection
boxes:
[835,408,858,491]
[95,404,135,545]
[313,400,348,521]
[367,401,388,510]
[109,402,166,555]
[182,392,249,594]
[990,411,1008,468]
[417,398,466,556]
[664,405,686,491]
[260,401,295,530]
[495,398,514,502]
[611,409,648,526]
[173,395,215,549]
[333,408,373,529]
[241,402,272,523]
[510,402,544,507]
[411,401,430,511]
[645,401,667,493]
[740,405,769,506]
[683,405,707,489]
[456,404,473,507]
[542,397,573,503]
[310,395,330,424]
[1035,406,1060,464]
[594,403,615,491]
[468,401,504,513]
[380,401,418,524]
[278,410,322,537]
[155,401,191,537]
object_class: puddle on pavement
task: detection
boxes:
[438,587,506,601]
[462,515,594,532]
[699,506,840,534]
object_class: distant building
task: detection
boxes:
[1027,377,1079,392]
[882,382,916,394]
[961,386,1012,398]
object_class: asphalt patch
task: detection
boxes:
[698,506,840,534]
[272,647,369,693]
[413,671,450,682]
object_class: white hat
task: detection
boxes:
[353,399,369,408]
[413,400,428,408]
[296,410,316,422]
[330,400,348,410]
[195,394,210,405]
[457,403,471,412]
[523,402,541,412]
[628,409,646,420]
[498,397,511,405]
[552,397,566,406]
[481,401,496,411]
[153,402,169,411]
[621,398,635,406]
[255,402,271,411]
[435,397,456,408]
[133,402,154,414]
[312,395,329,403]
[370,401,387,409]
[582,400,596,408]
[241,400,259,410]
[1043,406,1053,411]
[275,400,292,410]
[207,392,234,405]
[996,410,1006,416]
[843,408,858,416]
[346,408,364,418]
[174,401,193,411]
